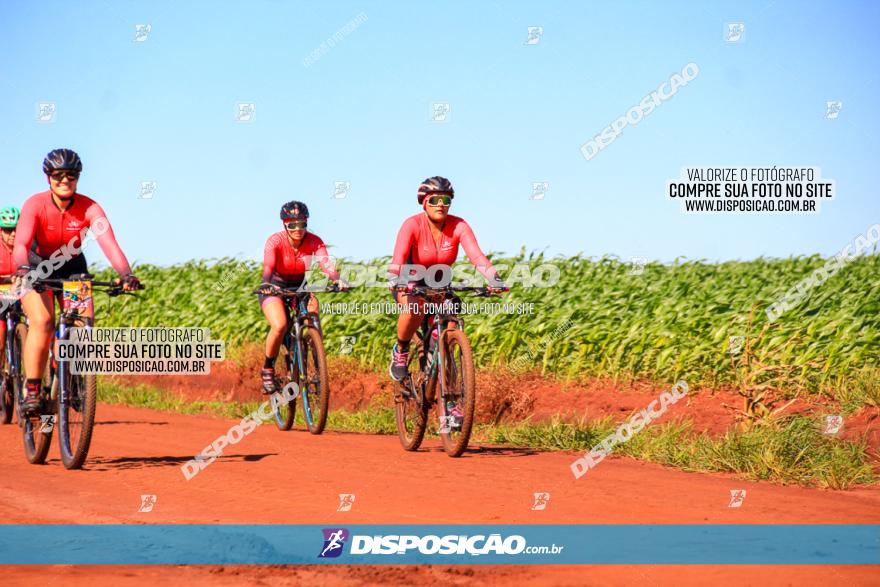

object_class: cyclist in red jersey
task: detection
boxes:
[257,200,341,393]
[0,206,21,373]
[13,149,141,415]
[0,207,18,277]
[388,176,506,381]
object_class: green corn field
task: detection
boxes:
[93,250,880,397]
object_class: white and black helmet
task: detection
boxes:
[417,176,454,204]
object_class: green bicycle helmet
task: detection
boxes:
[0,206,20,228]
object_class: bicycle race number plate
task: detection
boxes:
[62,281,93,313]
[0,283,14,302]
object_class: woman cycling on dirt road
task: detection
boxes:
[387,176,507,382]
[257,200,341,394]
[14,149,141,415]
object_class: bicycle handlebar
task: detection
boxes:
[30,274,145,297]
[391,284,507,297]
[253,282,351,297]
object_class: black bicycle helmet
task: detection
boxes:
[43,148,83,175]
[417,176,454,204]
[280,200,309,221]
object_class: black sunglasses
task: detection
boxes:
[0,227,15,234]
[50,171,80,182]
[285,220,307,230]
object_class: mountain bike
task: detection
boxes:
[0,280,26,426]
[393,284,500,457]
[3,280,53,463]
[254,282,347,434]
[16,274,142,469]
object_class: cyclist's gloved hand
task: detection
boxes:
[387,275,411,292]
[334,279,353,292]
[487,276,509,294]
[120,274,142,291]
[11,266,32,287]
[258,282,280,296]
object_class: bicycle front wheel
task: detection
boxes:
[300,328,329,434]
[437,329,476,457]
[395,337,428,451]
[1,328,12,425]
[272,345,296,431]
[57,368,97,470]
[57,321,97,469]
[16,324,52,464]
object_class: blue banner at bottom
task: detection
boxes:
[0,525,877,565]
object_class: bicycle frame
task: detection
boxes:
[393,283,498,455]
[54,307,93,412]
[4,303,23,378]
[283,294,318,420]
[417,304,465,406]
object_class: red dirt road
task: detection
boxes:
[1,403,878,585]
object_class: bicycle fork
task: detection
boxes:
[55,320,69,409]
[4,317,15,379]
[286,320,313,424]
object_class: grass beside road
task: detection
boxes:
[101,381,875,489]
[487,416,875,489]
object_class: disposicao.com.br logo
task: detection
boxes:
[318,529,563,558]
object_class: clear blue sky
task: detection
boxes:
[1,0,878,268]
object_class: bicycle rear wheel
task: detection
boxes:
[300,327,329,434]
[272,345,296,431]
[15,324,52,464]
[437,329,476,457]
[395,337,428,451]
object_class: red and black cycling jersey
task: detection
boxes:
[262,231,340,282]
[389,213,497,281]
[13,190,131,275]
[0,241,13,276]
